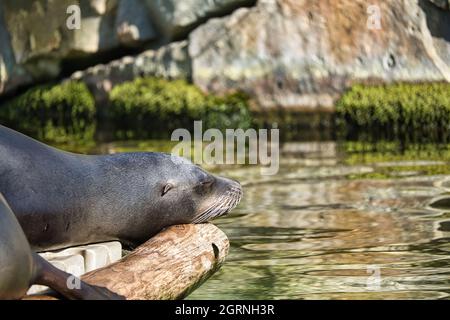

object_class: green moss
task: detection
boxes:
[336,82,450,142]
[0,81,96,143]
[0,77,253,143]
[108,77,253,138]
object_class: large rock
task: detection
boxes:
[421,0,450,80]
[189,0,450,110]
[429,0,449,10]
[0,0,156,95]
[145,0,255,39]
[2,0,449,111]
[0,4,32,94]
[70,40,190,102]
[116,0,157,46]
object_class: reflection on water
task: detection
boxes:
[59,140,450,300]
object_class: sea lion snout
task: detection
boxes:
[192,176,243,223]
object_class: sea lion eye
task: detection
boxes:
[201,179,214,187]
[161,183,173,196]
[199,177,215,189]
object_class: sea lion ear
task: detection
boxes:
[161,183,174,196]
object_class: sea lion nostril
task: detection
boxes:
[201,178,214,186]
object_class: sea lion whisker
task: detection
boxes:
[193,203,220,223]
[194,192,235,223]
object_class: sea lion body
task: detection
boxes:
[0,125,242,251]
[0,193,34,299]
[0,193,121,300]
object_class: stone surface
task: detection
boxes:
[429,0,450,10]
[189,0,450,110]
[1,0,449,110]
[70,40,190,102]
[421,0,450,81]
[0,0,156,95]
[0,4,33,94]
[145,0,255,39]
[116,0,157,46]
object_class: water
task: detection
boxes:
[58,140,450,300]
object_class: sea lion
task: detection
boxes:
[0,125,242,251]
[0,193,122,299]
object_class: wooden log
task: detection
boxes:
[24,223,229,300]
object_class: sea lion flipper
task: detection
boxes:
[31,253,124,300]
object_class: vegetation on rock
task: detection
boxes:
[0,77,253,142]
[0,81,96,144]
[336,82,450,142]
[108,77,253,139]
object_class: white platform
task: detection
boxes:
[27,241,122,295]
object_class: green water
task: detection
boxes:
[57,139,450,300]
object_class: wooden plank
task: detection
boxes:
[25,223,229,300]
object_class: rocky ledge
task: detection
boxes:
[1,0,449,110]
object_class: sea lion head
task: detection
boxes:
[153,154,243,224]
[98,152,243,245]
[117,153,242,234]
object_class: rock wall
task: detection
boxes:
[144,0,256,40]
[1,0,449,110]
[70,40,190,102]
[0,0,156,95]
[190,0,450,110]
[429,0,450,9]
